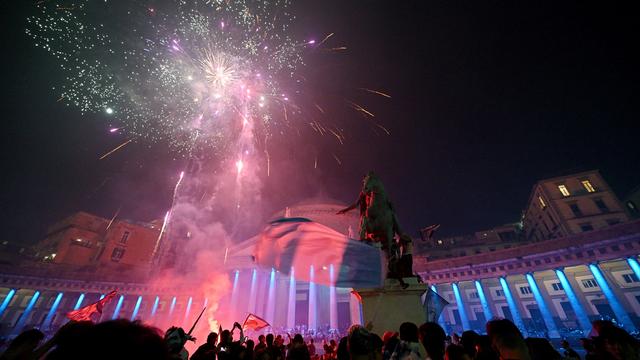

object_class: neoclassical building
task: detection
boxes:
[418,220,640,336]
[2,195,640,339]
[0,199,364,337]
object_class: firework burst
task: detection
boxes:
[26,0,306,155]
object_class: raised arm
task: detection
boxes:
[232,322,245,343]
[336,193,363,214]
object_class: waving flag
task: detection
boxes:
[254,218,384,288]
[423,288,449,322]
[66,290,117,322]
[243,313,270,331]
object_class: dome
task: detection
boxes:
[270,197,359,236]
[227,198,361,265]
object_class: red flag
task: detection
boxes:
[242,313,270,331]
[66,290,117,322]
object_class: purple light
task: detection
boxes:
[308,40,316,44]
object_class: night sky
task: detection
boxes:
[1,1,639,246]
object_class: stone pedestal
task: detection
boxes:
[354,277,428,336]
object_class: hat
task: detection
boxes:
[382,331,398,343]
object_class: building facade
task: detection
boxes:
[625,185,640,219]
[3,184,640,340]
[33,211,161,270]
[523,170,630,242]
[416,223,523,260]
[1,200,363,338]
[417,220,640,337]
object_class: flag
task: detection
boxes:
[243,313,270,331]
[254,218,385,288]
[420,224,440,241]
[423,288,449,322]
[66,290,117,322]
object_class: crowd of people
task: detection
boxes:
[1,317,639,360]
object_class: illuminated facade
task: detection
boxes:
[418,220,640,336]
[0,200,362,337]
[2,190,640,339]
[222,200,362,331]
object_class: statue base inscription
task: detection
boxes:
[354,277,428,336]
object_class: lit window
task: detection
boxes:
[622,273,639,284]
[558,185,570,197]
[538,196,547,209]
[581,279,598,288]
[581,180,596,193]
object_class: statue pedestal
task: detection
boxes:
[354,278,428,336]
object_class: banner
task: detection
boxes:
[254,218,384,288]
[423,288,449,322]
[243,313,270,331]
[66,290,117,322]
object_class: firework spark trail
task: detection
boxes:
[345,100,375,117]
[359,88,392,98]
[328,128,344,144]
[173,171,185,202]
[318,33,334,47]
[98,139,133,160]
[150,170,187,263]
[375,123,391,136]
[106,205,122,230]
[87,177,111,199]
[332,153,342,166]
[151,210,171,261]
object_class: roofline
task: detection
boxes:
[534,169,601,185]
[523,169,602,215]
